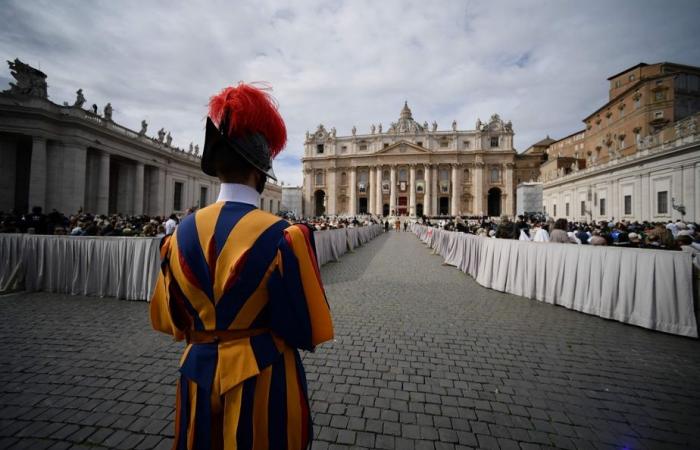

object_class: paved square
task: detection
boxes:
[1,231,699,449]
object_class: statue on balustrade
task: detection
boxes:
[150,82,333,450]
[157,128,166,143]
[4,59,48,98]
[103,103,113,121]
[431,121,438,132]
[165,132,172,146]
[139,120,148,136]
[74,89,86,108]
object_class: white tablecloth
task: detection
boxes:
[0,224,384,301]
[413,225,698,338]
[0,234,161,301]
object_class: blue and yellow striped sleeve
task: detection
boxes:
[268,223,334,351]
[149,235,186,341]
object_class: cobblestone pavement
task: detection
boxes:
[1,231,699,449]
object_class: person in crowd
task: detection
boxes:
[384,219,389,232]
[164,213,178,235]
[549,218,572,243]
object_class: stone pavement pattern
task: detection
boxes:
[0,231,698,449]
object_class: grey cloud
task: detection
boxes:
[1,0,699,186]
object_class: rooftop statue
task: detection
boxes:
[189,142,194,154]
[139,120,148,136]
[103,103,113,121]
[351,125,356,136]
[371,124,376,134]
[3,59,48,98]
[431,121,437,132]
[194,144,200,155]
[378,123,382,133]
[74,89,86,108]
[157,128,166,143]
[452,120,457,131]
[166,132,172,146]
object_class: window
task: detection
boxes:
[629,74,635,81]
[398,168,408,182]
[565,203,569,217]
[316,144,324,154]
[260,198,264,209]
[269,199,273,212]
[340,172,347,185]
[634,95,641,109]
[655,91,665,101]
[199,186,208,208]
[416,141,423,147]
[654,111,664,119]
[173,182,183,211]
[359,144,368,151]
[315,171,324,186]
[490,136,499,148]
[490,167,500,183]
[463,169,470,182]
[553,204,557,217]
[341,145,347,153]
[463,140,470,149]
[624,195,632,215]
[657,191,668,214]
[384,143,389,148]
[599,198,606,216]
[620,138,625,149]
[580,201,585,216]
[440,140,449,148]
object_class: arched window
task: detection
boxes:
[383,170,389,180]
[315,170,324,186]
[490,167,500,183]
[417,169,424,180]
[340,172,347,185]
[439,168,449,181]
[398,168,408,182]
[463,168,470,182]
[359,170,368,183]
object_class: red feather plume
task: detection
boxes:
[208,82,287,158]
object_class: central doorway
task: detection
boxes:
[487,187,501,217]
[314,190,326,216]
[439,197,449,215]
[397,197,407,215]
[358,197,368,214]
[382,203,389,216]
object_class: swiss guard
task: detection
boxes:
[150,83,334,450]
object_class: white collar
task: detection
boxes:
[216,183,260,207]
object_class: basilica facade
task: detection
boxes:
[302,103,538,217]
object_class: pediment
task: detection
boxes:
[375,141,430,155]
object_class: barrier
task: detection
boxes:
[413,224,698,338]
[0,224,384,301]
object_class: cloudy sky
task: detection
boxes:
[1,0,699,185]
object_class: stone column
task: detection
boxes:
[424,163,432,216]
[376,166,384,215]
[369,167,376,215]
[304,167,313,217]
[409,164,416,216]
[450,163,460,216]
[28,137,47,211]
[96,151,110,215]
[389,165,397,215]
[349,166,357,216]
[327,168,337,215]
[431,165,438,215]
[474,161,484,215]
[61,143,87,214]
[505,162,514,217]
[134,161,145,216]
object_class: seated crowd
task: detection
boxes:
[0,207,382,236]
[422,215,698,252]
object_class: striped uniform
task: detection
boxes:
[150,201,333,450]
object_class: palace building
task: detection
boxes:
[301,102,540,217]
[539,62,700,223]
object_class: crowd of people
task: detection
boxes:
[3,206,698,255]
[0,207,184,237]
[0,207,383,237]
[420,214,698,252]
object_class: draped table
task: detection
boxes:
[413,224,698,338]
[0,224,384,301]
